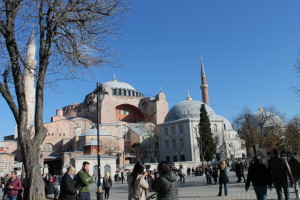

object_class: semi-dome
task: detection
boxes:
[250,110,284,128]
[103,80,136,90]
[82,128,108,136]
[164,100,217,122]
[218,115,234,131]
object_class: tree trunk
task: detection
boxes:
[18,126,46,200]
[252,145,257,157]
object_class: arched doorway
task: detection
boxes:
[93,165,98,176]
[104,164,111,175]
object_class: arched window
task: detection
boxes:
[224,124,226,130]
[180,138,184,147]
[165,140,169,149]
[214,124,217,132]
[173,139,176,148]
[44,143,54,152]
[81,121,86,130]
[214,137,219,144]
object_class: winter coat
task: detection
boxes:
[154,171,178,200]
[288,156,300,177]
[246,162,271,187]
[6,178,22,197]
[45,181,56,195]
[127,174,149,200]
[268,157,294,184]
[219,168,229,184]
[103,177,112,189]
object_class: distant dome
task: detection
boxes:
[250,111,284,128]
[103,80,136,90]
[82,128,108,136]
[164,100,217,122]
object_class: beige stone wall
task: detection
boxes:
[0,153,15,176]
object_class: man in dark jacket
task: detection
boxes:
[245,157,272,200]
[288,153,300,200]
[268,149,294,200]
[59,166,78,200]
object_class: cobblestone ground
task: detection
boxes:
[89,172,296,200]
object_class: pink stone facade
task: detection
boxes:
[0,79,169,174]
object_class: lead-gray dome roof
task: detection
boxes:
[82,128,108,136]
[250,111,284,127]
[103,80,136,90]
[164,100,217,122]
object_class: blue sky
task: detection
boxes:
[1,0,300,139]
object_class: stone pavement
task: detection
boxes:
[88,172,296,200]
[0,172,296,200]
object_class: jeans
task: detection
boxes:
[294,176,300,200]
[177,175,185,183]
[218,182,228,196]
[254,186,267,200]
[79,192,91,200]
[273,178,289,200]
[7,196,17,200]
[104,188,110,199]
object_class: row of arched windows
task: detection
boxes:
[112,88,144,97]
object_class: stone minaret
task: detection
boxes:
[24,26,36,127]
[200,56,209,105]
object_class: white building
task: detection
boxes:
[158,58,246,165]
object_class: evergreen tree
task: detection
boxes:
[197,104,216,163]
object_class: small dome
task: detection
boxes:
[164,100,217,122]
[103,80,136,90]
[82,128,108,136]
[250,111,284,128]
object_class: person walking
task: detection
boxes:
[121,172,124,184]
[127,162,150,200]
[153,161,178,200]
[245,157,272,200]
[6,172,22,200]
[288,152,300,200]
[76,161,94,200]
[59,166,78,200]
[177,166,185,184]
[218,161,229,196]
[205,165,212,185]
[187,167,191,179]
[103,172,112,200]
[212,166,219,185]
[268,149,294,200]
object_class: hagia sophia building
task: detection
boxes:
[0,29,246,176]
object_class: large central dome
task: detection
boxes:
[164,100,217,122]
[103,80,136,90]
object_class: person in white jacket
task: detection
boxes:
[127,162,153,200]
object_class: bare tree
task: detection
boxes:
[102,138,120,155]
[233,107,284,157]
[0,1,127,199]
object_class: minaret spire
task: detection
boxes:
[24,25,37,127]
[113,73,117,81]
[200,56,209,105]
[186,89,192,100]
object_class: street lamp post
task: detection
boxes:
[89,83,108,200]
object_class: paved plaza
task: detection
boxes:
[0,172,296,200]
[88,172,296,200]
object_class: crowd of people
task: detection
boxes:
[0,149,299,200]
